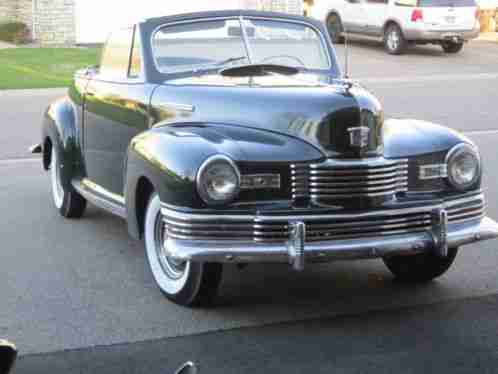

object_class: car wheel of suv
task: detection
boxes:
[144,193,223,307]
[384,24,406,55]
[326,13,345,44]
[383,247,458,282]
[442,41,464,54]
[50,146,86,218]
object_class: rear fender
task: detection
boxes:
[41,97,84,189]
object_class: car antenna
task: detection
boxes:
[343,25,351,80]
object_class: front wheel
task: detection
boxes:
[144,194,222,307]
[384,24,406,55]
[383,247,458,283]
[442,41,464,54]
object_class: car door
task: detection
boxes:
[363,0,390,35]
[83,26,152,197]
[342,0,369,33]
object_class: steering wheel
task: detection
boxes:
[260,55,306,68]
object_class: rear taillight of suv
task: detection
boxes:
[475,7,480,20]
[411,9,424,22]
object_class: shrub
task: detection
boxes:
[0,22,31,44]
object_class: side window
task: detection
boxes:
[128,27,142,78]
[99,28,134,79]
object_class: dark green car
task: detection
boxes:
[32,10,498,307]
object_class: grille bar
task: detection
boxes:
[162,194,485,243]
[291,158,409,201]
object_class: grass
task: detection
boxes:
[0,47,100,90]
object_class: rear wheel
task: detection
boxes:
[50,146,86,218]
[442,41,464,53]
[144,194,222,307]
[326,13,345,44]
[384,24,406,55]
[383,247,458,283]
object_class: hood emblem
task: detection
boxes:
[347,126,370,148]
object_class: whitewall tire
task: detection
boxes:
[144,194,222,307]
[50,145,86,218]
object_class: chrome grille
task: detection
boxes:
[163,194,485,243]
[447,194,485,223]
[291,158,408,200]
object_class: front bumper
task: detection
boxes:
[403,26,480,42]
[162,193,498,271]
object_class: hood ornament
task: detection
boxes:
[347,126,370,149]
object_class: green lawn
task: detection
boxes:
[0,47,100,90]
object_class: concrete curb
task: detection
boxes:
[0,88,66,96]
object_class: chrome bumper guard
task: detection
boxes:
[161,195,498,271]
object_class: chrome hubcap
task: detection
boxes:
[387,30,400,50]
[154,214,186,280]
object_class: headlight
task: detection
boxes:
[446,143,481,191]
[197,155,240,205]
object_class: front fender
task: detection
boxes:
[124,123,323,239]
[41,96,83,188]
[383,118,475,158]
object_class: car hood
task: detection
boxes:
[151,73,383,159]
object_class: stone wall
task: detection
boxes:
[0,0,75,45]
[33,0,75,45]
[0,1,18,22]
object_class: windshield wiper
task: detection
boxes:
[215,56,248,67]
[219,64,299,77]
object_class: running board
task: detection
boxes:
[72,179,127,219]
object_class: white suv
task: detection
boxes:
[309,0,480,54]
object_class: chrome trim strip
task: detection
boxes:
[73,179,126,218]
[81,179,125,205]
[161,192,485,222]
[240,174,281,190]
[419,164,448,180]
[156,102,195,113]
[308,157,409,168]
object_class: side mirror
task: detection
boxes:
[174,362,199,374]
[0,340,17,374]
[85,65,99,76]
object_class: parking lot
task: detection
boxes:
[2,40,498,372]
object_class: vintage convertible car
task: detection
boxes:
[32,10,498,307]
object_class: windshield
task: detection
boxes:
[152,17,330,74]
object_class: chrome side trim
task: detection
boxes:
[73,179,126,218]
[156,102,195,113]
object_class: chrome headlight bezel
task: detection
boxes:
[445,143,481,191]
[196,155,241,206]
